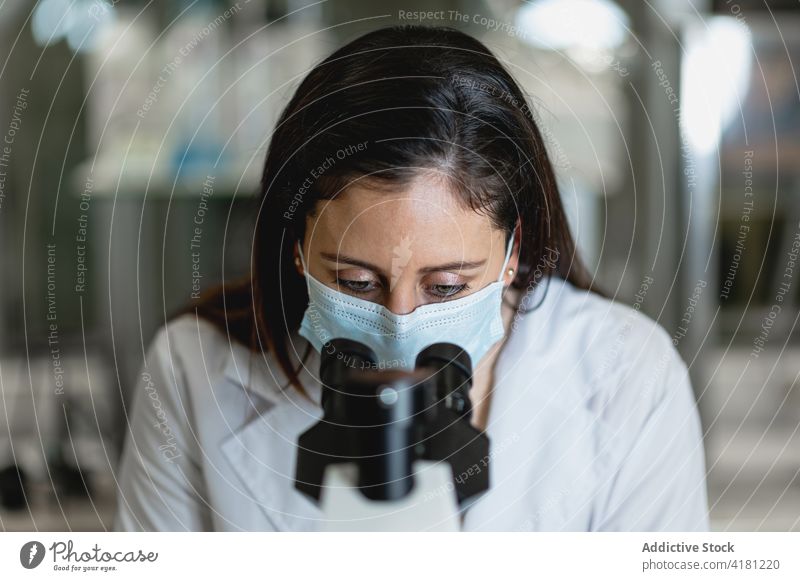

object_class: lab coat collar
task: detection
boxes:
[220,335,299,405]
[219,335,326,531]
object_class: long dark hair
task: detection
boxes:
[184,25,598,401]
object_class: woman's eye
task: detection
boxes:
[335,278,377,294]
[429,284,469,298]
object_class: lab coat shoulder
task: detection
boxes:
[113,315,223,531]
[543,282,710,531]
[114,314,311,531]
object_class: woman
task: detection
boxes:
[113,25,709,532]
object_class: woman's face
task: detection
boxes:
[297,172,519,315]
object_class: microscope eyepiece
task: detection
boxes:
[415,342,472,379]
[415,343,473,419]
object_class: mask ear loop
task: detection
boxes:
[496,232,515,283]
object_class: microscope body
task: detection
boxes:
[294,339,490,531]
[319,460,460,531]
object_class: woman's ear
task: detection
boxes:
[293,241,304,276]
[503,220,522,286]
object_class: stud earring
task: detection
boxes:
[507,268,515,277]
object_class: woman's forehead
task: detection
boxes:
[307,176,499,248]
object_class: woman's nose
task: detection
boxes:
[383,288,418,316]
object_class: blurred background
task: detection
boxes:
[0,0,798,531]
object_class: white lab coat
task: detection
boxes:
[112,276,710,531]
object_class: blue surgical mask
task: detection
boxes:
[297,236,515,369]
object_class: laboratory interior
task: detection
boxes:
[0,0,799,531]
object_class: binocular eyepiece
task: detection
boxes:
[318,338,474,423]
[295,339,490,505]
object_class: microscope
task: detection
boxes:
[294,339,490,531]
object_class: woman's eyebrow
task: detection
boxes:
[320,252,382,272]
[418,260,485,274]
[319,252,485,273]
